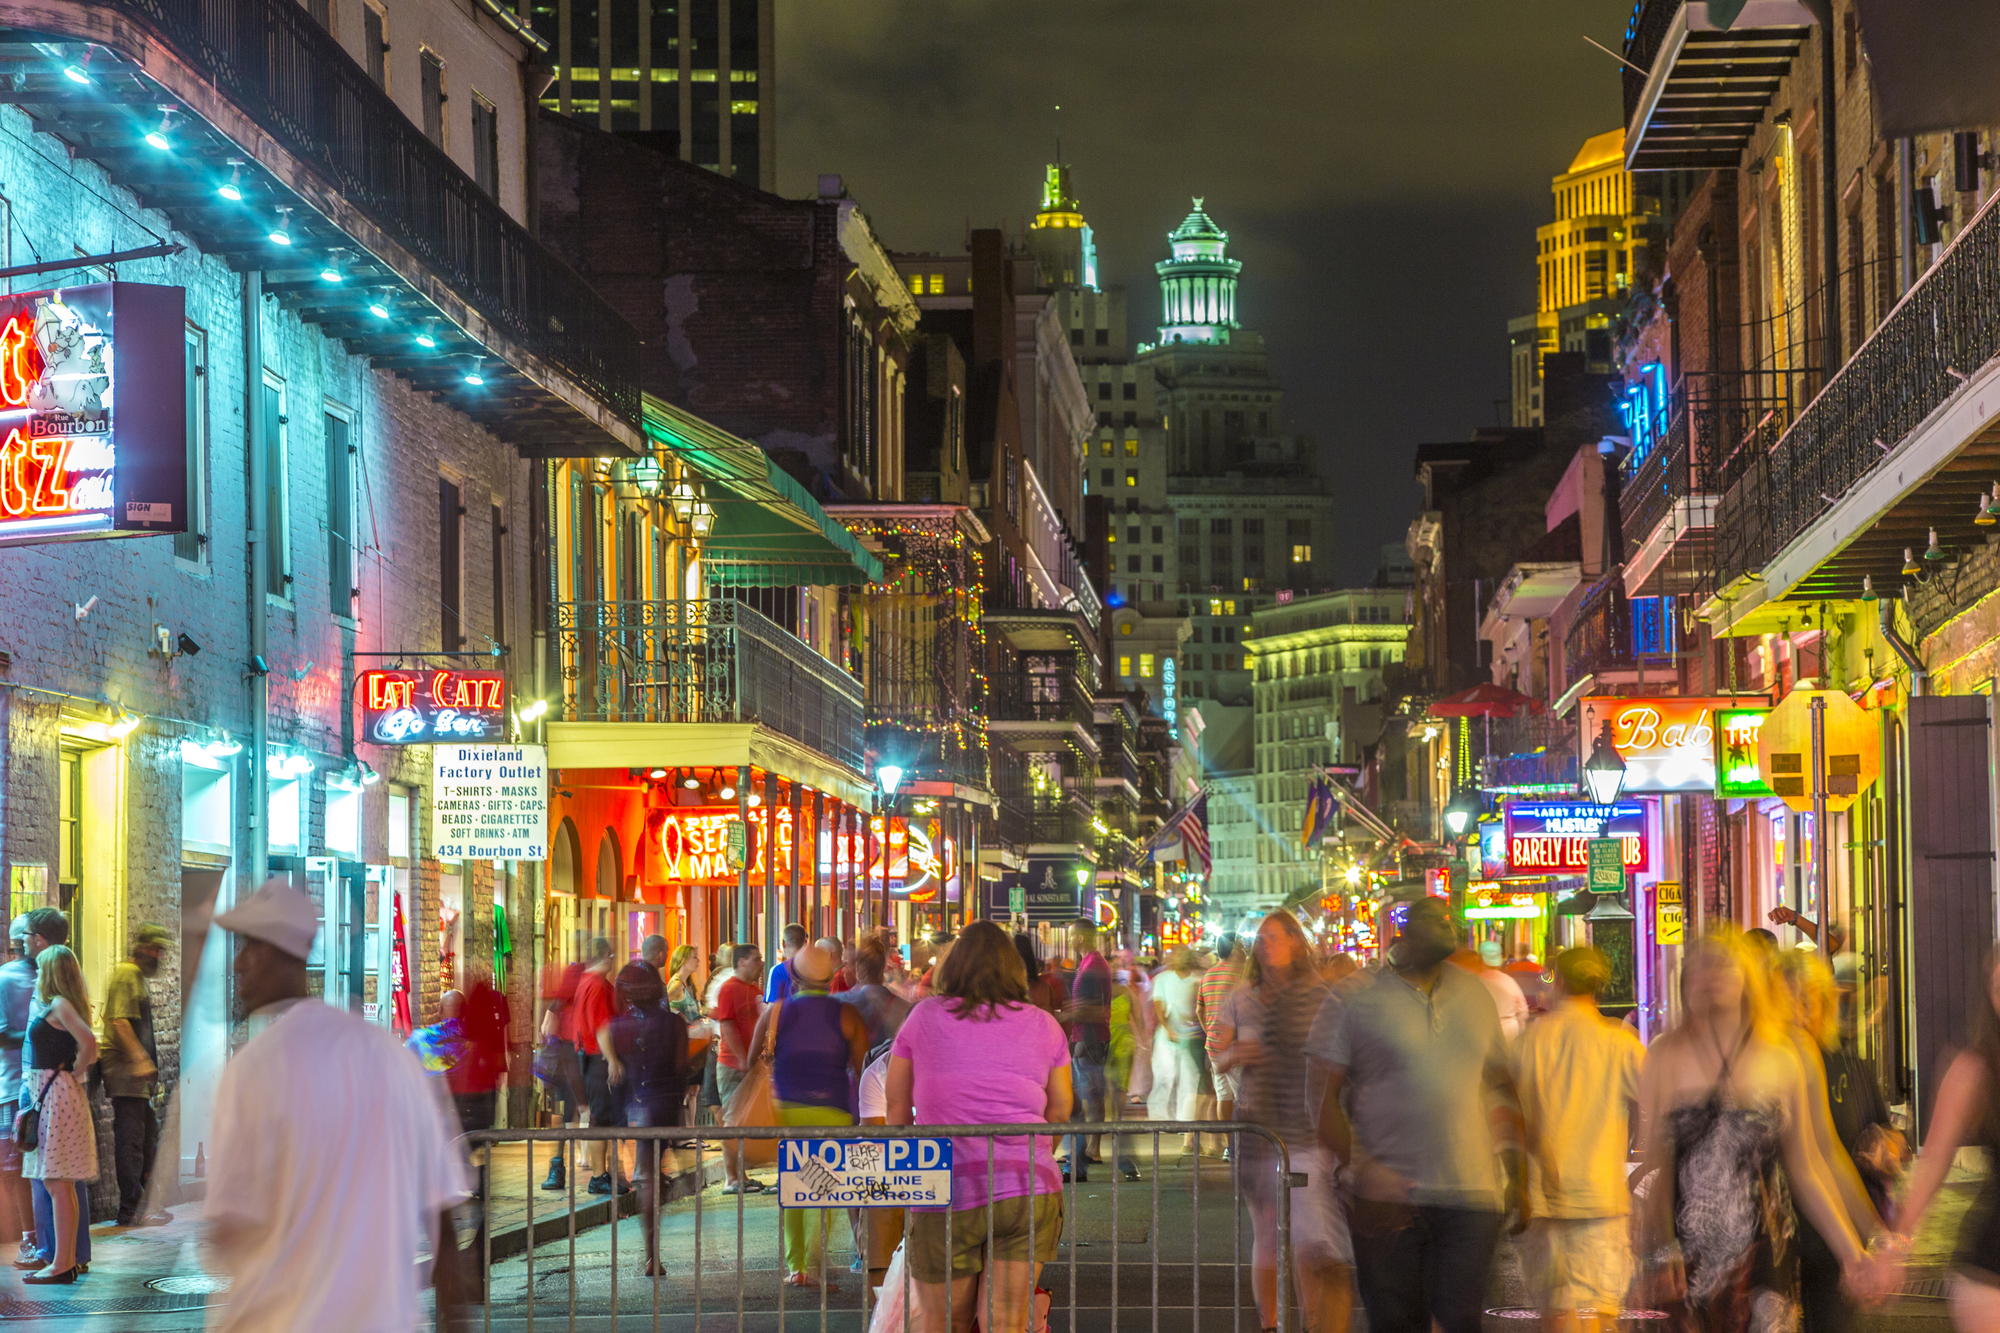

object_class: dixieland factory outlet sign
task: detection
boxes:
[431,744,548,861]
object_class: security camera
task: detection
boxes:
[177,632,202,657]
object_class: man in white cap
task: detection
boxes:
[205,877,470,1330]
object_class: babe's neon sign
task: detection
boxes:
[358,669,508,745]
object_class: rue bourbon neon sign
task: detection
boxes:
[0,283,187,547]
[358,669,508,744]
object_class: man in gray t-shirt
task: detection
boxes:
[1309,897,1518,1333]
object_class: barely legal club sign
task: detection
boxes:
[1502,801,1649,875]
[0,283,187,547]
[359,669,508,744]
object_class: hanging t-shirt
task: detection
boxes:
[207,1000,469,1332]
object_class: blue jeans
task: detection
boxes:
[1066,1055,1132,1171]
[30,1179,90,1263]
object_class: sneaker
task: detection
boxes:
[13,1236,37,1266]
[588,1173,613,1195]
[541,1160,567,1191]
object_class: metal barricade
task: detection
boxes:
[458,1121,1299,1333]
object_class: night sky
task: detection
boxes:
[775,0,1631,587]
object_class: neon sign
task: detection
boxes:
[1162,657,1178,738]
[1715,706,1775,797]
[358,669,508,745]
[0,283,187,546]
[1577,696,1745,793]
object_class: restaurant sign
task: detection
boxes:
[1502,801,1648,876]
[0,283,187,546]
[358,669,509,745]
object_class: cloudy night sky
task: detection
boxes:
[774,0,1633,586]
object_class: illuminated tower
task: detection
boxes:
[1155,199,1241,344]
[1026,161,1098,290]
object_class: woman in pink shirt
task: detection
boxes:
[889,921,1074,1333]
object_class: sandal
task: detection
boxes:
[783,1272,839,1292]
[641,1258,668,1277]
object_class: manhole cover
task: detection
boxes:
[149,1274,231,1296]
[0,1291,228,1319]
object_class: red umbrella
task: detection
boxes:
[1426,683,1545,719]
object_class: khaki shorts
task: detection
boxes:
[1516,1215,1633,1316]
[908,1192,1064,1282]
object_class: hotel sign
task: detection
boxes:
[0,283,186,546]
[1503,801,1648,876]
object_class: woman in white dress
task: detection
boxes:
[19,945,96,1284]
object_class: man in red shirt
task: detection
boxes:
[709,942,764,1192]
[570,939,623,1195]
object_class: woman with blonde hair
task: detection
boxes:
[1636,930,1886,1329]
[1775,949,1897,1333]
[18,945,96,1284]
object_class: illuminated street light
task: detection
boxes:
[1581,721,1628,806]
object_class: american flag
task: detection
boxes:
[1155,793,1211,875]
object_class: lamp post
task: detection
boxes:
[876,765,905,933]
[1578,720,1637,1018]
[1581,721,1628,809]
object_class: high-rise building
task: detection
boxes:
[1507,130,1657,426]
[530,0,774,190]
[1243,590,1409,910]
[1126,200,1333,767]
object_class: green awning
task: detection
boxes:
[641,394,884,587]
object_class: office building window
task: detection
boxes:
[1124,469,1137,487]
[1292,544,1312,563]
[1181,519,1199,536]
[1151,555,1164,573]
[1126,525,1140,543]
[1095,328,1108,345]
[1208,598,1222,616]
[1140,655,1155,678]
[1127,555,1140,573]
[1151,526,1163,544]
[1119,655,1131,678]
[1124,439,1138,456]
[1211,518,1231,535]
[1123,382,1136,399]
[1100,468,1113,486]
[929,275,944,295]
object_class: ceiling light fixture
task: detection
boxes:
[144,107,174,150]
[217,158,246,202]
[462,355,485,386]
[319,251,345,284]
[268,206,293,246]
[368,291,392,320]
[415,320,437,349]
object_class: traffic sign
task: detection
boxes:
[1756,687,1880,813]
[777,1138,953,1208]
[1587,837,1626,893]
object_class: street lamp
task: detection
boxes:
[1075,865,1092,890]
[877,764,905,798]
[1443,790,1480,837]
[1581,721,1628,807]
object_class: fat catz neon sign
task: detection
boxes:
[0,283,187,546]
[358,669,508,744]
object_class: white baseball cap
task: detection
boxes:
[7,914,27,944]
[214,877,320,961]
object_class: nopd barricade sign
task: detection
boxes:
[777,1137,952,1208]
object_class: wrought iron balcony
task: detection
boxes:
[19,0,641,447]
[1029,799,1095,849]
[557,600,864,770]
[866,722,991,793]
[989,672,1096,735]
[1714,189,2000,600]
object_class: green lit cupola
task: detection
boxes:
[1028,160,1097,290]
[1156,198,1241,344]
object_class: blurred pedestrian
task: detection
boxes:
[101,922,172,1227]
[453,968,511,1133]
[888,920,1072,1333]
[1892,944,2000,1329]
[767,923,808,1004]
[666,945,704,1024]
[1214,911,1348,1333]
[607,960,689,1277]
[1311,896,1518,1333]
[0,917,31,1258]
[537,946,588,1191]
[1634,931,1880,1330]
[1102,954,1146,1181]
[573,939,626,1195]
[1450,939,1529,1042]
[1017,934,1065,1015]
[1060,917,1113,1182]
[17,945,95,1285]
[751,943,867,1288]
[710,942,765,1192]
[1510,947,1643,1333]
[638,933,670,981]
[817,937,853,994]
[838,936,912,1056]
[11,909,87,1277]
[1149,947,1204,1159]
[1776,949,1896,1333]
[205,878,471,1327]
[1198,933,1246,1157]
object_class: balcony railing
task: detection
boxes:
[1621,374,1810,557]
[1565,577,1633,680]
[557,600,864,770]
[989,672,1095,733]
[1029,799,1095,848]
[116,0,640,420]
[1715,190,2000,592]
[866,723,990,792]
